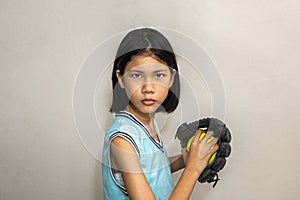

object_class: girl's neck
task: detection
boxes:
[126,105,155,128]
[126,105,159,141]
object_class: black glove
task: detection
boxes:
[175,118,232,187]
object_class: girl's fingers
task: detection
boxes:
[210,137,218,145]
[203,131,219,145]
[203,131,214,142]
[192,129,203,143]
[207,138,218,152]
[190,130,219,156]
[210,143,219,154]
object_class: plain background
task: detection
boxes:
[1,0,299,199]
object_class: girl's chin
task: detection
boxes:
[136,108,157,115]
[128,104,160,115]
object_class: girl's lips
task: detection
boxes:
[141,99,156,106]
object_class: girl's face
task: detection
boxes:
[116,56,176,115]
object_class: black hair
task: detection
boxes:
[110,27,180,113]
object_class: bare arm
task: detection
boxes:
[169,154,185,173]
[110,137,156,200]
[110,130,218,200]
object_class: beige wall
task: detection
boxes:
[0,0,299,199]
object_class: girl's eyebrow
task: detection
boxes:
[128,69,143,73]
[128,68,168,73]
[153,69,168,73]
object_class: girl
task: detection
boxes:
[102,27,218,200]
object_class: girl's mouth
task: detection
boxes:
[141,99,156,106]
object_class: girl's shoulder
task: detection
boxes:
[106,111,141,138]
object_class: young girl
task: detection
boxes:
[102,27,218,200]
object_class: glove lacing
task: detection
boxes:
[207,174,220,188]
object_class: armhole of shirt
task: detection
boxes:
[108,132,140,195]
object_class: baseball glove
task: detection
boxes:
[175,118,232,187]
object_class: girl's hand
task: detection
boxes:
[185,130,219,175]
[169,130,219,200]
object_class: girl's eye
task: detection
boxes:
[131,73,142,79]
[154,73,166,79]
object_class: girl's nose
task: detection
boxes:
[142,82,155,94]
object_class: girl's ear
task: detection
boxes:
[169,69,176,87]
[116,70,125,88]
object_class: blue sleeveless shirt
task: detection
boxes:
[102,111,174,199]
